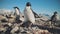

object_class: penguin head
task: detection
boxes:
[14,7,19,10]
[26,2,31,6]
[54,11,58,15]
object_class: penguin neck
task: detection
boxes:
[26,6,31,9]
[15,8,19,12]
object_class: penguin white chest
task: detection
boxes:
[15,8,20,15]
[56,14,59,20]
[24,7,35,23]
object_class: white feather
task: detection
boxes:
[15,8,20,15]
[24,6,35,23]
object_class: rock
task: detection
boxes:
[7,23,12,26]
[33,29,51,34]
[11,26,19,33]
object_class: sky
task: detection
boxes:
[0,0,60,15]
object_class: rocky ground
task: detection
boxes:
[0,15,60,34]
[0,22,52,34]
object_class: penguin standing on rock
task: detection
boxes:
[22,2,35,28]
[51,11,59,25]
[14,7,23,23]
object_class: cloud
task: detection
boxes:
[0,9,14,14]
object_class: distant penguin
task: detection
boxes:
[51,11,59,24]
[23,2,35,28]
[14,7,23,23]
[14,7,20,21]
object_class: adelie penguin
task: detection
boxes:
[51,11,59,25]
[22,2,35,28]
[14,7,23,23]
